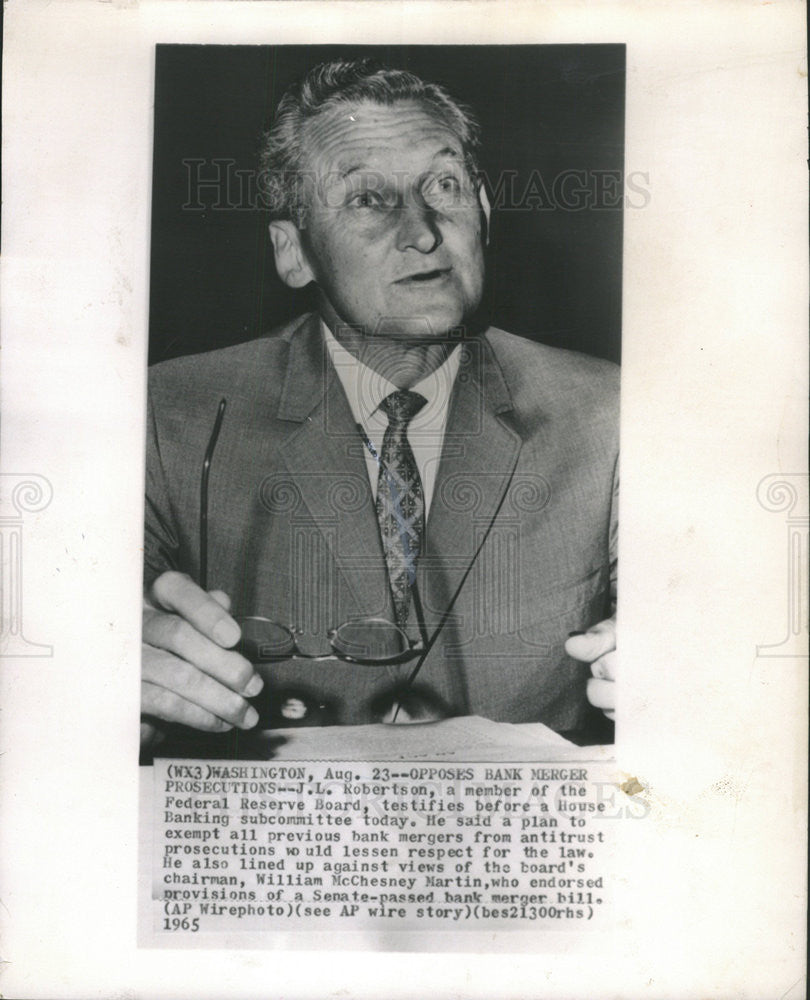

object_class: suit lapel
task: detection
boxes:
[274,315,394,620]
[420,334,523,632]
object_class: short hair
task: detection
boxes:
[258,58,482,222]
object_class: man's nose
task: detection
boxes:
[395,198,442,254]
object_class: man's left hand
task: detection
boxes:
[564,617,616,720]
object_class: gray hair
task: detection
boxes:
[258,58,482,222]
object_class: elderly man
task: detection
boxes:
[141,59,618,749]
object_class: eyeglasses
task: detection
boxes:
[237,597,427,666]
[199,398,432,679]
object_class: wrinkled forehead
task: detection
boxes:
[300,99,467,180]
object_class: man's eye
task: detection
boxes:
[348,191,382,208]
[422,175,465,206]
[426,175,460,193]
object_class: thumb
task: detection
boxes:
[565,617,616,663]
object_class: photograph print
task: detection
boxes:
[141,44,625,761]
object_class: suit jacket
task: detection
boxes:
[145,312,619,732]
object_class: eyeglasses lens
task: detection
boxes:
[330,620,411,662]
[237,619,296,663]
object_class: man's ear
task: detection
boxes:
[477,182,492,247]
[268,220,316,289]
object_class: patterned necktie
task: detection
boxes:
[376,389,427,627]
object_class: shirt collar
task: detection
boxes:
[321,319,461,430]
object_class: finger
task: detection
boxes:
[142,680,236,732]
[149,571,241,648]
[142,652,260,729]
[565,617,616,663]
[209,590,231,612]
[590,649,617,682]
[586,676,615,714]
[142,614,262,697]
[140,718,163,746]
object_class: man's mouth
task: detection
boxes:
[396,268,452,284]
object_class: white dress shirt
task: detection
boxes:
[322,321,461,516]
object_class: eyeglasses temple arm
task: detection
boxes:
[199,398,227,592]
[410,579,429,652]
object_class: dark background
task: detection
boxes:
[149,45,624,366]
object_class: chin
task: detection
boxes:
[370,308,466,341]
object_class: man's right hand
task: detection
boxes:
[141,571,263,745]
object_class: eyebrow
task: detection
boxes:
[431,147,462,162]
[335,146,463,181]
[339,163,371,179]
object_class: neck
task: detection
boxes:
[322,309,453,388]
[344,336,452,389]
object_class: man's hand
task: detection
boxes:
[141,571,263,745]
[564,617,616,721]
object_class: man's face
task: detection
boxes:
[288,100,488,339]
